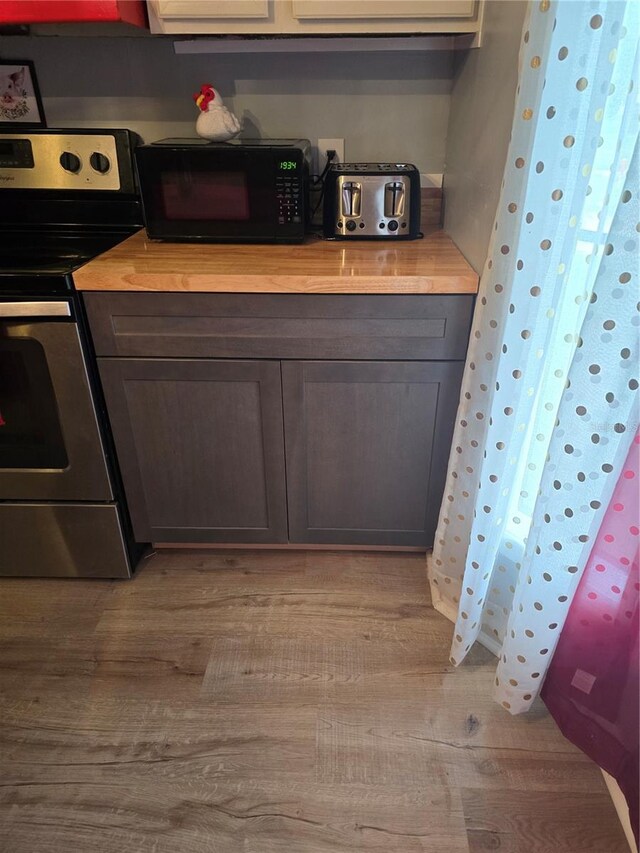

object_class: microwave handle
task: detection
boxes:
[0,301,71,319]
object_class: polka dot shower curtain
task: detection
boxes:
[427,0,639,714]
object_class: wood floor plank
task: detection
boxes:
[201,636,452,704]
[443,746,605,794]
[0,550,628,853]
[0,780,469,853]
[0,635,213,705]
[94,551,443,644]
[431,672,586,754]
[0,579,112,639]
[88,634,212,702]
[0,637,97,701]
[238,780,470,853]
[461,788,629,853]
[316,702,444,787]
[0,700,318,787]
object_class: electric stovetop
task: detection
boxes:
[0,229,139,295]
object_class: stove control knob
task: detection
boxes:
[90,152,111,174]
[59,151,81,174]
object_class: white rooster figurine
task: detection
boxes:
[193,84,241,142]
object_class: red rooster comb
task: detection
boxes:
[194,84,215,112]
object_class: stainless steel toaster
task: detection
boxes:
[323,163,421,240]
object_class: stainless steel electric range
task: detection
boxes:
[0,128,144,578]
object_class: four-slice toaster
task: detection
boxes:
[323,163,421,240]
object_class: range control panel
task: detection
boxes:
[0,133,121,191]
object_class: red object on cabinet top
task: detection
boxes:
[0,0,147,26]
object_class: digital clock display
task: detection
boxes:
[279,160,297,171]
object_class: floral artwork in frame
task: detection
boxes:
[0,60,46,128]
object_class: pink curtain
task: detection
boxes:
[542,431,639,845]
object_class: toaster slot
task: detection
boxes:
[340,181,362,218]
[384,181,406,218]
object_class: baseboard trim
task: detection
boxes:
[153,543,427,552]
[431,595,459,624]
[602,769,637,853]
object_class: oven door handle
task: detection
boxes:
[0,301,71,318]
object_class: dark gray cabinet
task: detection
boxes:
[85,292,472,548]
[282,360,463,546]
[97,358,288,544]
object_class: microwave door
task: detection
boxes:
[161,170,251,223]
[136,147,279,242]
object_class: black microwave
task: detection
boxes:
[134,138,312,244]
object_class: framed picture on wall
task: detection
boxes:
[0,60,46,128]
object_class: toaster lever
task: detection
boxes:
[384,181,405,218]
[341,181,362,217]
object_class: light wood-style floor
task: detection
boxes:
[0,550,628,852]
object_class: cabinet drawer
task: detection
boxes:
[84,293,473,360]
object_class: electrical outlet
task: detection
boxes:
[317,138,344,172]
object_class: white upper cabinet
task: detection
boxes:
[148,0,481,34]
[291,1,475,20]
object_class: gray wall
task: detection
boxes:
[0,35,453,173]
[443,0,528,272]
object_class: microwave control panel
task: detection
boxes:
[276,172,302,225]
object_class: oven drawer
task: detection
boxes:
[0,503,131,578]
[83,292,474,361]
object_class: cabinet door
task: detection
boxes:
[98,359,287,544]
[282,360,463,547]
[292,0,475,19]
[156,0,268,18]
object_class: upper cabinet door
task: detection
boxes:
[292,0,475,19]
[156,0,268,18]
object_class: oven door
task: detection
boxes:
[0,300,113,501]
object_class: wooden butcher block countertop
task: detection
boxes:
[73,229,479,295]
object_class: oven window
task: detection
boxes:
[0,338,68,469]
[160,171,250,221]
